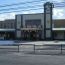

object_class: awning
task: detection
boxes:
[21,28,42,30]
[0,29,15,32]
[52,28,65,31]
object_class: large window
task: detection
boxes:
[25,19,41,28]
[53,31,64,40]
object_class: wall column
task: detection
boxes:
[15,15,23,40]
[44,2,54,40]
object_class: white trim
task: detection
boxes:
[21,28,42,30]
[53,28,65,31]
[0,29,15,31]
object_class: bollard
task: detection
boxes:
[34,44,35,53]
[18,45,19,52]
[61,44,62,54]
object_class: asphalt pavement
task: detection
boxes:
[0,41,65,65]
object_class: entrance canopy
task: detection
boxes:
[0,29,15,32]
[21,28,42,31]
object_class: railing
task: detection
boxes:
[0,43,65,55]
[18,44,65,55]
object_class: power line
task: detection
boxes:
[0,0,64,8]
[0,4,42,11]
[0,6,64,12]
[54,6,65,8]
[0,5,64,14]
[0,5,65,14]
[0,0,45,8]
[54,2,65,4]
[0,8,43,14]
[0,1,64,14]
[0,3,64,12]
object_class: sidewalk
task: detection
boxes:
[0,52,65,65]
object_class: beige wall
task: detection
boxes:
[23,13,44,39]
[53,19,65,28]
[23,13,44,28]
[16,13,44,39]
[0,19,15,29]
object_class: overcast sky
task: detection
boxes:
[0,0,65,20]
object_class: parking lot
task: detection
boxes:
[0,41,65,65]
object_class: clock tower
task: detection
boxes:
[44,2,54,40]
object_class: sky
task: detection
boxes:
[0,0,65,20]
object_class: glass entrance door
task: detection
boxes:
[22,30,42,40]
[53,31,65,40]
[0,32,15,40]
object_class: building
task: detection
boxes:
[0,14,65,40]
[15,2,54,40]
[15,13,44,40]
[53,19,65,40]
[0,2,65,40]
[0,19,15,40]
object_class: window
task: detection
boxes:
[3,23,7,28]
[11,23,13,28]
[7,23,10,28]
[26,25,31,28]
[0,23,2,28]
[25,19,41,28]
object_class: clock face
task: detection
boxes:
[46,5,50,13]
[46,5,50,9]
[46,5,50,8]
